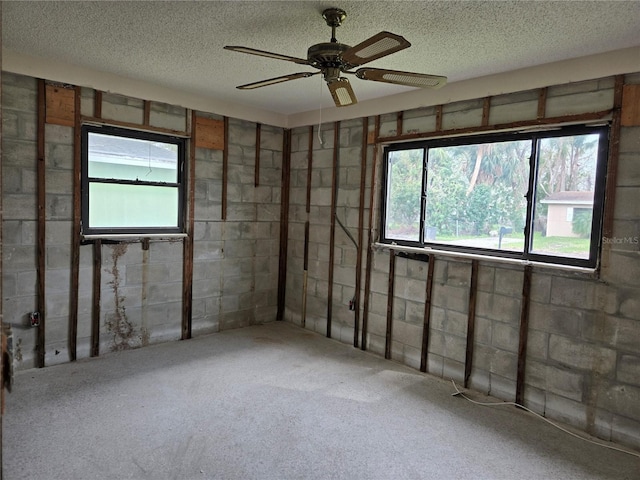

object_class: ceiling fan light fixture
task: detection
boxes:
[328,78,357,107]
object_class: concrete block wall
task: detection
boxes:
[2,72,281,369]
[285,73,640,450]
[286,120,373,345]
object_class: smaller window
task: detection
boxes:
[81,125,186,235]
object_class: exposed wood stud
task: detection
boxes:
[69,85,82,362]
[482,97,491,126]
[420,254,435,372]
[276,129,292,321]
[302,220,309,328]
[378,110,612,143]
[91,240,102,357]
[435,105,443,131]
[361,115,380,350]
[143,100,151,126]
[37,79,47,368]
[397,111,404,136]
[603,75,625,240]
[327,121,340,338]
[255,123,262,187]
[621,84,640,126]
[516,265,533,405]
[182,110,197,340]
[537,87,548,119]
[94,90,103,119]
[464,260,479,388]
[353,117,369,348]
[385,249,396,360]
[222,116,229,220]
[81,116,188,137]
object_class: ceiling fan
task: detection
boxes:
[224,8,447,107]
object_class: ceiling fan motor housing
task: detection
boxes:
[307,42,351,68]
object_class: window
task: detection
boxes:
[81,125,186,235]
[381,125,609,268]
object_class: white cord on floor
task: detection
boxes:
[450,380,640,459]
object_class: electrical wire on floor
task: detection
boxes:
[450,380,640,459]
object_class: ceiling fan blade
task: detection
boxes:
[355,68,447,89]
[237,72,319,90]
[224,46,311,65]
[341,31,411,67]
[327,78,358,107]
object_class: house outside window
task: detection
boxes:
[81,125,186,236]
[380,124,609,268]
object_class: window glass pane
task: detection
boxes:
[425,140,530,251]
[531,134,600,259]
[89,183,178,228]
[385,149,423,241]
[88,132,178,183]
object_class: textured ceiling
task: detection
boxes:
[3,1,640,116]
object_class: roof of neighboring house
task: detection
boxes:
[540,191,594,205]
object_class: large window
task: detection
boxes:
[81,125,186,235]
[381,125,609,268]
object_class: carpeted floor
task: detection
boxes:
[3,322,639,479]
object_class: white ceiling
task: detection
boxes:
[3,1,640,125]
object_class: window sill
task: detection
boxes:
[373,242,599,277]
[82,233,188,242]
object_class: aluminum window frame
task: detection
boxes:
[81,124,186,236]
[380,124,610,269]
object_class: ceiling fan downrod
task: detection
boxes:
[322,8,347,43]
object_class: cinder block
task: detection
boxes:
[101,95,144,124]
[546,88,614,117]
[611,414,640,450]
[612,186,640,220]
[3,194,37,220]
[2,78,37,111]
[525,360,584,401]
[393,320,423,349]
[45,193,72,220]
[599,382,640,422]
[149,107,186,132]
[491,322,519,353]
[619,126,640,153]
[616,153,640,187]
[475,291,520,323]
[2,221,23,245]
[431,283,469,314]
[3,139,37,168]
[548,334,616,375]
[494,267,524,297]
[4,245,37,272]
[489,373,516,401]
[426,353,444,377]
[617,355,640,386]
[528,302,581,337]
[603,251,640,286]
[45,123,74,146]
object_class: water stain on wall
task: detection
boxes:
[105,244,142,351]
